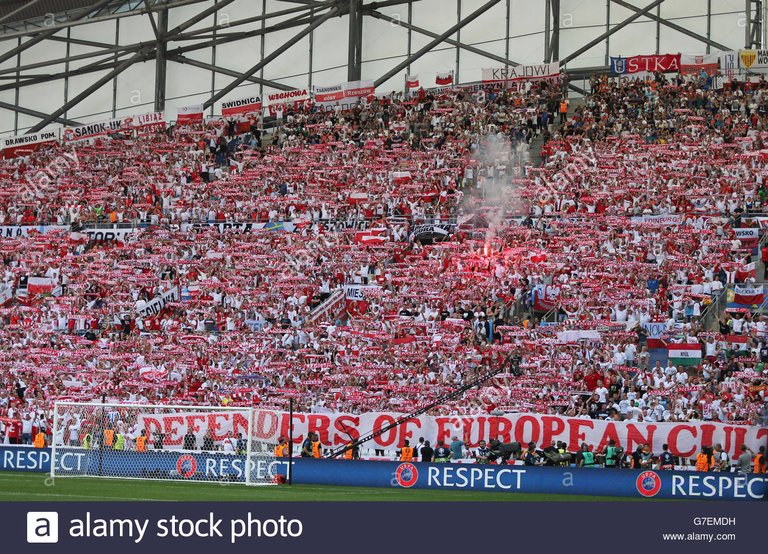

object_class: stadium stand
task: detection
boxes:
[0,71,766,466]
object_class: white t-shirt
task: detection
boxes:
[595,386,609,403]
[732,318,744,333]
[68,421,81,442]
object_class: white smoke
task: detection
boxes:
[472,133,529,254]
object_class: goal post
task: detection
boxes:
[50,402,278,485]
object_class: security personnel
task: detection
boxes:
[136,430,148,453]
[104,428,114,448]
[433,441,450,462]
[311,433,322,459]
[301,433,314,457]
[399,440,414,462]
[274,437,289,458]
[659,443,675,470]
[344,441,354,460]
[579,444,595,467]
[695,446,713,471]
[81,432,93,450]
[604,439,619,468]
[755,446,766,473]
[113,432,126,451]
[557,441,569,467]
[33,431,46,448]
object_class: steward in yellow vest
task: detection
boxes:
[274,437,289,458]
[399,440,414,462]
[136,431,148,452]
[33,432,46,448]
[695,447,713,471]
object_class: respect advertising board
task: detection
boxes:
[1,446,765,500]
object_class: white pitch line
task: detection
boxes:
[0,491,165,501]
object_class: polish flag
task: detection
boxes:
[348,191,369,204]
[435,72,453,86]
[733,283,764,306]
[735,262,756,282]
[405,75,420,89]
[392,171,412,185]
[354,228,388,245]
[27,277,54,295]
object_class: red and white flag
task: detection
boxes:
[348,191,369,204]
[27,277,54,295]
[405,75,419,89]
[735,262,756,282]
[733,284,764,306]
[435,71,453,86]
[139,366,168,381]
[354,228,388,245]
[392,171,412,184]
[724,335,748,351]
[177,104,204,124]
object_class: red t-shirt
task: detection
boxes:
[584,372,601,391]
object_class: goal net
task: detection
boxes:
[51,402,279,485]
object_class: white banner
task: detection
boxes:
[556,330,601,342]
[82,227,138,242]
[482,63,560,83]
[1,129,60,149]
[680,53,720,75]
[0,286,12,306]
[343,284,382,301]
[630,214,684,226]
[63,118,126,143]
[313,84,344,106]
[178,221,296,233]
[342,80,375,99]
[0,225,68,239]
[129,112,166,135]
[221,96,262,117]
[1,129,60,157]
[734,227,760,240]
[265,89,311,115]
[739,49,768,72]
[137,287,180,317]
[315,80,376,110]
[718,50,739,79]
[136,410,767,459]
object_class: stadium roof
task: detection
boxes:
[0,0,208,35]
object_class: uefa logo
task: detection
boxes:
[394,463,419,488]
[176,454,198,478]
[636,471,662,497]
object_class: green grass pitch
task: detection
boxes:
[0,472,648,502]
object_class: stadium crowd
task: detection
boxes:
[0,71,766,453]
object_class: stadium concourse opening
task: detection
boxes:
[0,0,766,504]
